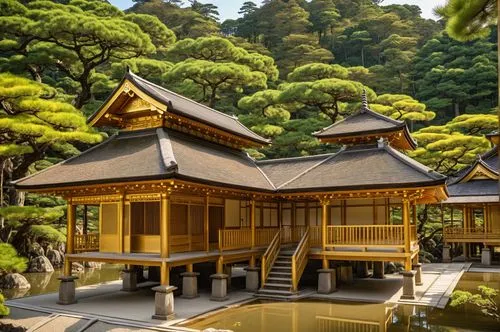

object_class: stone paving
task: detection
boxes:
[3,262,480,331]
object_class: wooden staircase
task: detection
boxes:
[258,227,310,298]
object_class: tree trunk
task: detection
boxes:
[209,87,217,108]
[454,102,460,117]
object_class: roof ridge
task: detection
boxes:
[276,147,346,189]
[256,152,335,164]
[127,71,270,143]
[252,156,277,190]
[156,128,178,172]
[383,145,445,180]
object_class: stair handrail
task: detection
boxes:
[291,226,310,292]
[261,229,281,287]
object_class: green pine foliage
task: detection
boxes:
[0,243,28,275]
[0,292,8,316]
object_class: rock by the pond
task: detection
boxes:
[84,261,102,269]
[46,249,63,268]
[29,242,44,258]
[0,323,27,332]
[0,273,31,289]
[28,256,54,273]
[72,262,84,273]
[384,262,396,274]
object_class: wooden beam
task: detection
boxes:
[160,261,169,286]
[205,194,209,252]
[321,200,329,251]
[402,198,411,271]
[250,199,256,248]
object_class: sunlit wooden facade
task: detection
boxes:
[14,71,448,290]
[442,132,499,261]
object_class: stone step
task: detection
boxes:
[279,250,295,256]
[258,288,295,296]
[271,266,292,270]
[274,260,292,266]
[264,282,292,288]
[267,277,292,284]
[277,255,293,260]
[269,271,292,277]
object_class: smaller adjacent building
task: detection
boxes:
[442,132,499,264]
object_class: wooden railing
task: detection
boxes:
[327,225,405,246]
[218,228,252,251]
[410,225,417,243]
[255,228,280,247]
[444,227,500,240]
[292,226,310,292]
[74,233,99,252]
[281,226,307,244]
[261,230,281,287]
[310,225,321,247]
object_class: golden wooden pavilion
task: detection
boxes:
[14,71,447,304]
[442,132,499,263]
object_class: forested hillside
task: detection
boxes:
[0,0,497,264]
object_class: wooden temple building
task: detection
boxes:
[13,71,448,317]
[442,131,499,264]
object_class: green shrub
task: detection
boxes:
[0,293,9,316]
[451,285,499,321]
[0,243,28,275]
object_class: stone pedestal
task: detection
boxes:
[181,272,199,299]
[245,267,260,291]
[400,271,416,300]
[317,268,336,294]
[152,285,177,320]
[57,276,78,305]
[121,268,137,292]
[210,274,229,301]
[412,263,423,286]
[340,264,353,284]
[442,245,451,263]
[481,247,492,265]
[373,262,385,279]
[356,261,370,278]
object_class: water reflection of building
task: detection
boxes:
[13,70,448,317]
[187,301,396,332]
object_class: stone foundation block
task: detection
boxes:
[121,268,137,292]
[57,276,78,305]
[152,285,177,320]
[340,264,353,284]
[412,263,423,286]
[317,268,336,294]
[400,271,416,300]
[442,245,451,263]
[244,267,260,291]
[181,272,200,299]
[210,274,229,301]
[481,247,492,265]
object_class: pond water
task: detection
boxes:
[2,264,122,300]
[184,272,500,332]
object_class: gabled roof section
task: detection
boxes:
[313,104,417,151]
[13,128,275,192]
[87,70,270,148]
[274,142,446,195]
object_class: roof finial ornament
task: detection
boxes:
[361,88,368,112]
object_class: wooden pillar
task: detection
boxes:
[412,204,417,225]
[64,199,76,276]
[250,199,256,248]
[402,198,411,271]
[216,256,223,274]
[160,193,170,258]
[160,262,169,286]
[204,194,209,252]
[321,200,328,251]
[186,264,193,273]
[483,204,489,234]
[83,205,88,235]
[118,194,124,253]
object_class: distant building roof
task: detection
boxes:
[313,99,416,150]
[442,147,499,204]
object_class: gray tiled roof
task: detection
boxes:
[256,154,332,188]
[87,71,270,145]
[259,143,446,192]
[314,107,404,137]
[14,128,275,191]
[447,180,498,197]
